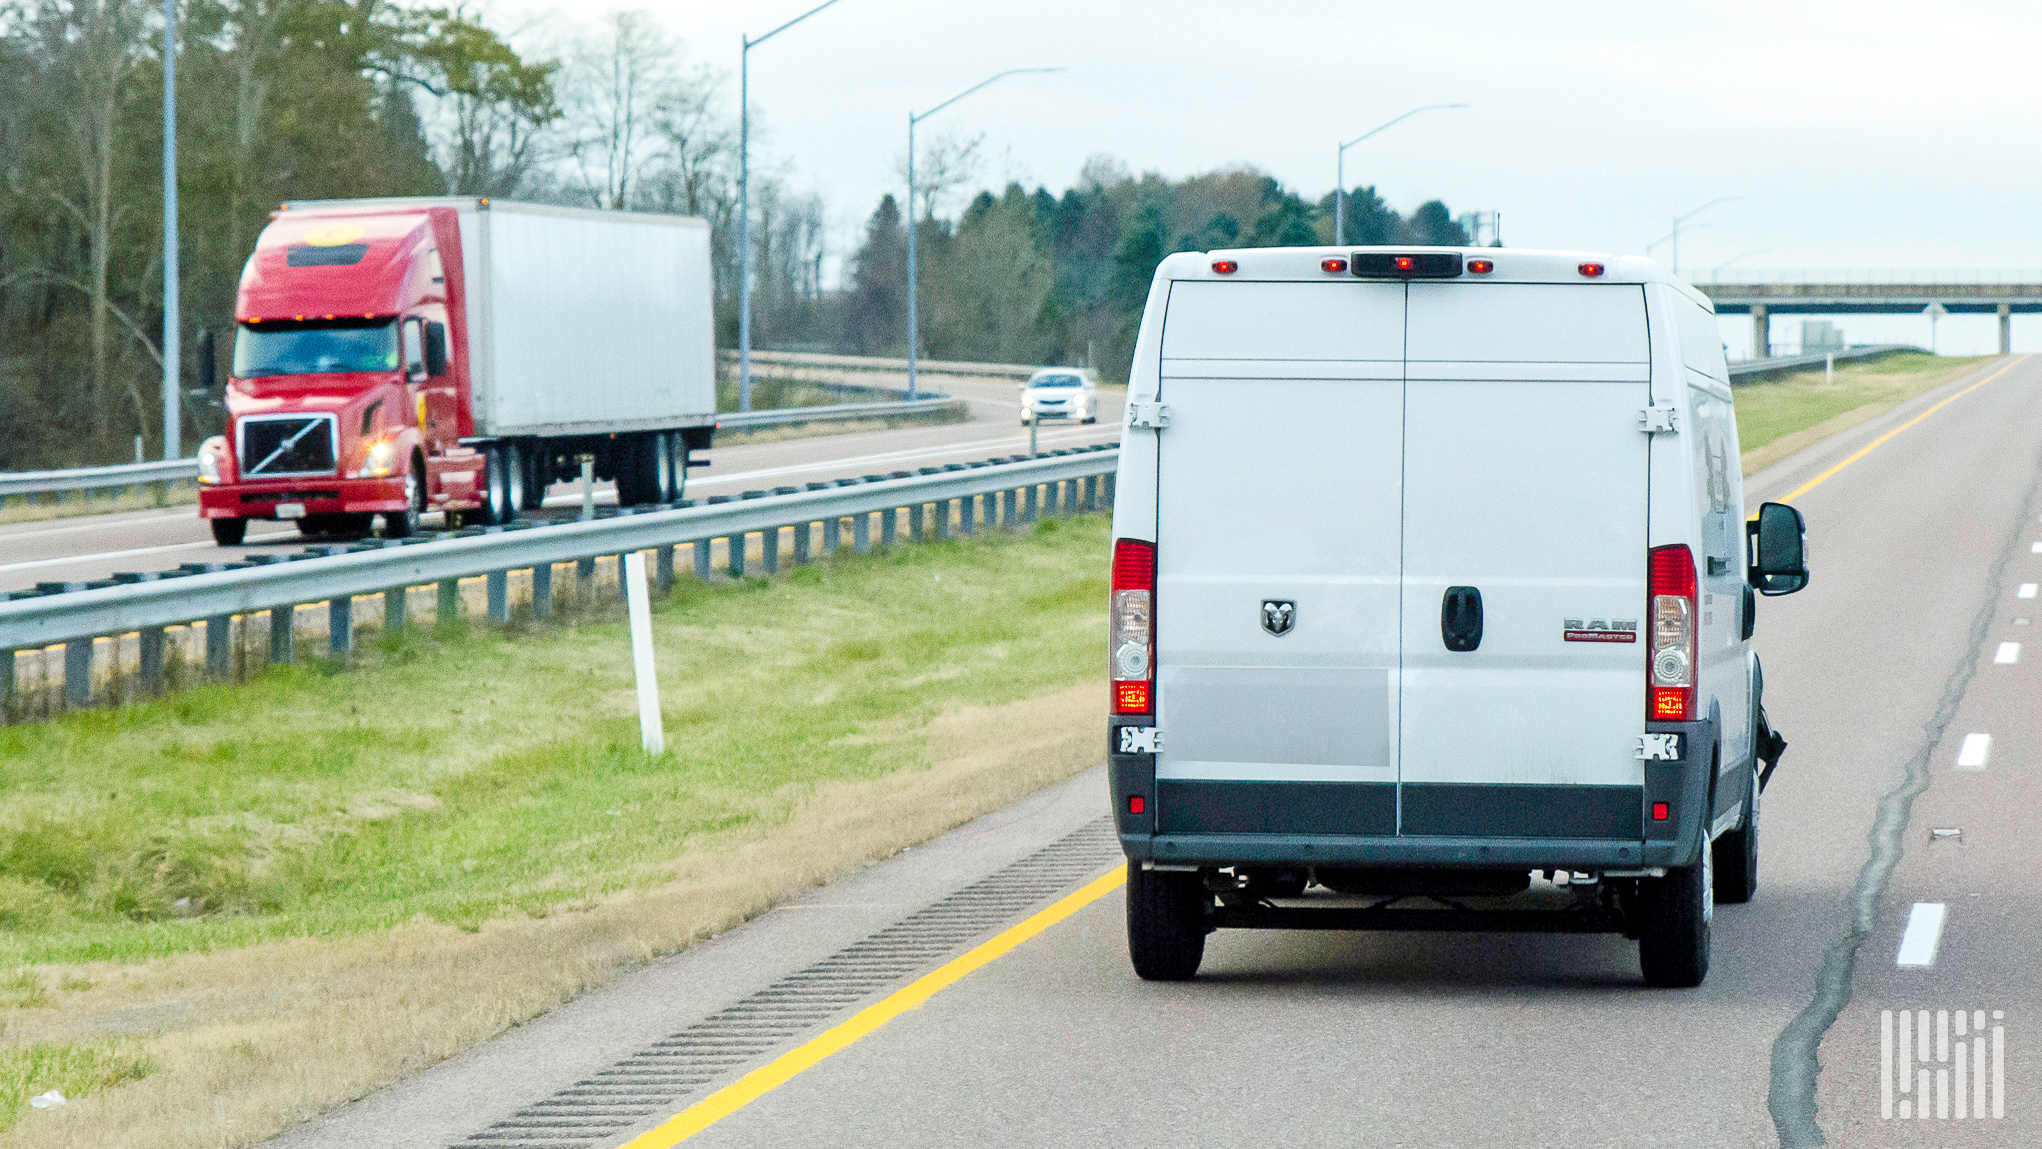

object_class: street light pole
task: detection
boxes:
[905,67,1063,401]
[1334,103,1467,247]
[738,0,844,413]
[161,0,180,460]
[1666,194,1740,277]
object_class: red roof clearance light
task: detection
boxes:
[1579,262,1606,277]
[1211,259,1239,275]
[1468,258,1494,274]
[1321,257,1348,274]
[1394,256,1416,271]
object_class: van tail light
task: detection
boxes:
[1111,538,1156,715]
[1648,545,1697,721]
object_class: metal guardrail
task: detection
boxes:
[0,396,967,501]
[0,458,200,498]
[723,349,1039,381]
[0,446,1120,715]
[1726,344,1922,381]
[717,395,965,429]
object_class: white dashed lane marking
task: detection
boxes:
[2020,583,2037,599]
[1956,733,1992,770]
[1896,903,1948,968]
[1994,642,2021,664]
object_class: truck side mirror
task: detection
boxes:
[1747,502,1809,596]
[424,321,448,378]
[197,328,217,390]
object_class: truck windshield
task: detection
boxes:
[233,319,398,377]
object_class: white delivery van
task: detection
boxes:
[1107,247,1809,987]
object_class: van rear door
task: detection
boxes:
[1397,283,1651,839]
[1150,280,1405,836]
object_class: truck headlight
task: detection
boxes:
[197,436,226,484]
[357,439,396,478]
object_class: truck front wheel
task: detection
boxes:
[1126,866,1210,981]
[210,518,247,546]
[384,466,425,538]
[1636,839,1712,988]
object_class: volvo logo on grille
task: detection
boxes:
[1261,599,1295,636]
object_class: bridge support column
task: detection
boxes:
[2000,303,2012,355]
[1751,305,1769,359]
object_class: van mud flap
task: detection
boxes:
[1756,702,1788,792]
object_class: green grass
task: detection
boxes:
[0,517,1110,967]
[1733,352,1991,455]
[0,1040,154,1132]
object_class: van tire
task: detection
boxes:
[1713,765,1760,904]
[1636,839,1712,988]
[1127,867,1209,981]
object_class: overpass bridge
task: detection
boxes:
[1696,271,2042,355]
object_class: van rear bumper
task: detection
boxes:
[1119,831,1679,872]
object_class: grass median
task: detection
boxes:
[1733,352,1993,474]
[0,514,1111,1148]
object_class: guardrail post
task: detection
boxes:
[64,639,91,706]
[439,578,462,627]
[853,513,871,554]
[207,615,234,678]
[0,650,13,717]
[694,539,712,582]
[328,599,352,657]
[269,607,295,664]
[574,558,594,605]
[533,564,554,620]
[1023,484,1038,524]
[881,507,897,548]
[1104,473,1116,507]
[961,494,976,536]
[140,628,165,690]
[937,499,952,540]
[1084,475,1098,513]
[823,517,840,556]
[908,503,924,542]
[794,521,812,565]
[656,545,674,591]
[727,535,746,578]
[488,570,509,623]
[383,588,405,636]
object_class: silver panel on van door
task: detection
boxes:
[1157,667,1391,782]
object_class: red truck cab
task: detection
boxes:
[198,204,485,544]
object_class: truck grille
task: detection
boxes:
[238,414,337,477]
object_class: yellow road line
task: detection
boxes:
[1773,355,2027,505]
[616,862,1130,1148]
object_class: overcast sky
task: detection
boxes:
[500,0,2042,355]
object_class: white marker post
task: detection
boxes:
[623,551,665,755]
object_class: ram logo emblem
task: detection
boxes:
[1261,599,1295,636]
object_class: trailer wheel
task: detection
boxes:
[1713,762,1760,904]
[1636,835,1712,988]
[210,518,247,546]
[478,445,514,526]
[615,433,659,507]
[501,442,527,518]
[1126,867,1210,981]
[520,444,548,511]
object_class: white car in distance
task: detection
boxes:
[1020,368,1100,425]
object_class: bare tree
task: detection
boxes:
[394,5,561,197]
[643,58,732,217]
[896,129,982,221]
[560,10,671,209]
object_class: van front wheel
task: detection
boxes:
[1636,839,1712,988]
[1126,867,1210,981]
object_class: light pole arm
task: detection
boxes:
[1339,102,1469,155]
[913,67,1066,124]
[746,0,845,49]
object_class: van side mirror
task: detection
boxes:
[424,321,448,378]
[1747,502,1809,596]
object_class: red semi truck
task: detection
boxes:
[197,197,717,544]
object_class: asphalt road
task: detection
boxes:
[0,375,1121,595]
[269,355,2036,1148]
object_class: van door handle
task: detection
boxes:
[1441,586,1483,652]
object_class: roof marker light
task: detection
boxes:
[1394,256,1415,271]
[1468,258,1494,274]
[1321,257,1348,274]
[1579,262,1606,277]
[1211,259,1238,275]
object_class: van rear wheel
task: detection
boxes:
[1713,765,1760,904]
[1636,839,1712,988]
[1126,867,1210,981]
